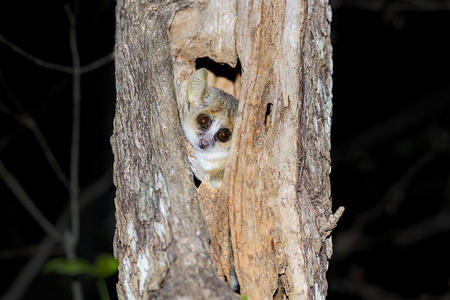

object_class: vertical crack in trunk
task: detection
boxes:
[113,0,342,299]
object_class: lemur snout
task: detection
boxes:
[199,139,209,149]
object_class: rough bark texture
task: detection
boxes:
[113,0,342,299]
[112,1,236,299]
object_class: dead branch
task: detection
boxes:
[0,172,112,300]
[0,34,113,75]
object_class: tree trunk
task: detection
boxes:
[112,0,343,299]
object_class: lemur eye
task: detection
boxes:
[196,114,210,129]
[216,128,231,143]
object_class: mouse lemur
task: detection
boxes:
[182,68,238,188]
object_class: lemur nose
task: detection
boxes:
[199,139,208,149]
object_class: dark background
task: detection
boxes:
[1,0,449,299]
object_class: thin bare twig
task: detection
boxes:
[333,91,449,165]
[0,245,42,260]
[334,149,437,259]
[0,172,112,300]
[0,34,73,73]
[80,53,114,73]
[0,161,63,242]
[65,4,81,249]
[0,102,70,188]
[0,34,113,75]
[393,212,450,246]
[384,0,450,19]
[0,238,55,300]
[64,4,84,300]
[27,119,71,188]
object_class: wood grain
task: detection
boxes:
[112,0,342,299]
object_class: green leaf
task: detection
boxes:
[90,254,118,279]
[241,295,248,300]
[43,257,92,276]
[97,279,111,300]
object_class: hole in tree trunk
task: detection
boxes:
[193,174,201,187]
[195,57,241,99]
[265,103,273,127]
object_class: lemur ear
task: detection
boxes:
[187,68,208,108]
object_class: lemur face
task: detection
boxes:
[183,87,236,153]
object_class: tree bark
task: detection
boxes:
[112,0,343,299]
[111,1,235,299]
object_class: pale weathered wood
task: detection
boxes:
[113,0,342,299]
[223,1,343,298]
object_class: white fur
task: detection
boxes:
[188,149,229,185]
[182,118,222,152]
[183,119,230,187]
